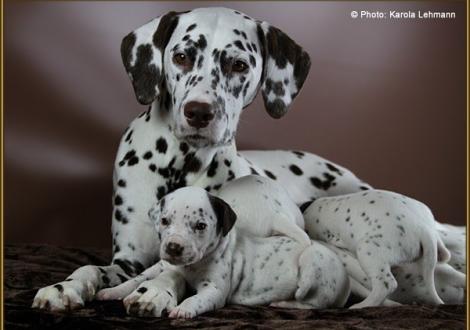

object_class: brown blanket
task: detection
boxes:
[4,244,466,329]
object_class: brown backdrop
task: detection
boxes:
[4,1,467,248]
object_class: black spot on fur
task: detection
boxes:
[156,137,168,154]
[207,159,219,177]
[54,284,64,293]
[234,40,246,51]
[117,179,126,188]
[300,200,315,213]
[289,164,303,175]
[326,163,342,175]
[264,169,277,180]
[157,186,166,200]
[137,287,148,294]
[186,23,197,32]
[143,151,153,160]
[114,195,123,206]
[179,142,189,154]
[310,173,336,190]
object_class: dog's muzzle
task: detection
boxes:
[183,101,214,128]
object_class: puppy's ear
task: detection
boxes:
[256,21,311,119]
[148,197,165,222]
[208,194,237,236]
[121,11,180,105]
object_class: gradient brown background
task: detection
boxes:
[4,1,467,248]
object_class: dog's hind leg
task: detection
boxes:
[350,240,398,309]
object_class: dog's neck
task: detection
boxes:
[150,100,243,189]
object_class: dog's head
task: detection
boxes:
[121,7,311,147]
[148,186,237,266]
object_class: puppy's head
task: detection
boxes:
[121,7,310,147]
[148,187,237,266]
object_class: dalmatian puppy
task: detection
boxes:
[217,175,311,246]
[302,189,452,309]
[100,186,350,318]
[96,174,310,301]
[33,7,370,312]
[327,245,466,305]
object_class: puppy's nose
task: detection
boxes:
[166,242,184,257]
[184,101,214,128]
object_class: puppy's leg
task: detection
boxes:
[296,244,351,308]
[417,232,444,305]
[169,282,226,319]
[349,277,401,307]
[350,241,398,309]
[272,216,311,247]
[96,261,166,301]
[124,269,186,317]
[435,264,466,304]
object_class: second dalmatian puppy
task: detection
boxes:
[216,175,311,247]
[303,189,451,309]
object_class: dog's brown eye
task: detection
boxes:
[195,222,207,231]
[161,218,169,226]
[173,53,188,66]
[232,60,248,73]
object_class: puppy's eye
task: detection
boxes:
[173,52,189,66]
[232,60,248,73]
[195,222,207,231]
[161,217,169,226]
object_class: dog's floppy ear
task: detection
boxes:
[208,194,237,236]
[256,21,311,119]
[121,12,180,105]
[148,197,165,222]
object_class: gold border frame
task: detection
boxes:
[0,1,467,329]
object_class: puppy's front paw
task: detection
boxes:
[124,282,177,317]
[32,280,90,312]
[169,305,196,319]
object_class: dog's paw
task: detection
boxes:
[169,305,196,319]
[123,282,177,317]
[32,280,91,312]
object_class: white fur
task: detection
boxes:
[303,189,453,308]
[217,175,311,247]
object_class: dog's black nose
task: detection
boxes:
[184,101,214,128]
[166,242,184,257]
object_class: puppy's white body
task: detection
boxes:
[217,175,310,246]
[303,189,452,308]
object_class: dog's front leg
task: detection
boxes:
[96,261,168,301]
[123,269,186,317]
[169,282,226,319]
[32,264,130,311]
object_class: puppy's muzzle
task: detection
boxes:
[165,242,184,257]
[184,101,214,128]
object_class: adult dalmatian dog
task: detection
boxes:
[32,7,461,312]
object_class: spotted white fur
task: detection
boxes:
[303,189,457,308]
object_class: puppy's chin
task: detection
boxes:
[160,251,203,266]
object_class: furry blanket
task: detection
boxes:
[4,244,465,329]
